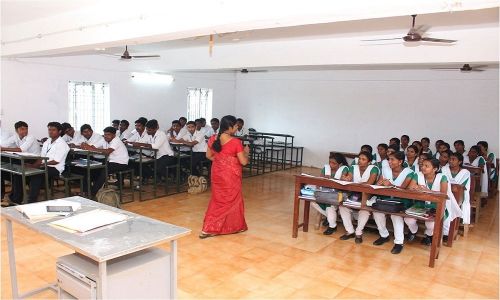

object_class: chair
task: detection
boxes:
[51,173,84,197]
[115,169,135,204]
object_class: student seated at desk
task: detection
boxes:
[374,143,388,165]
[454,140,467,159]
[441,152,471,240]
[128,119,175,180]
[372,151,414,254]
[178,117,188,137]
[167,120,182,140]
[1,121,41,155]
[433,140,445,159]
[406,145,420,172]
[128,117,147,137]
[79,124,105,148]
[176,121,208,176]
[351,145,373,166]
[200,118,214,139]
[234,118,247,137]
[339,151,379,243]
[11,122,69,203]
[112,119,120,130]
[466,145,488,196]
[380,144,399,174]
[80,127,130,196]
[421,137,432,156]
[404,158,462,245]
[125,118,148,143]
[439,149,452,170]
[434,142,450,160]
[210,118,220,135]
[61,123,82,146]
[401,135,410,152]
[412,141,423,155]
[389,137,401,151]
[477,141,497,181]
[311,152,349,235]
[119,120,133,141]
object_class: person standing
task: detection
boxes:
[200,115,250,238]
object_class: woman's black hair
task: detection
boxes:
[389,151,406,167]
[421,137,430,143]
[361,144,373,153]
[420,152,433,160]
[450,152,464,167]
[390,137,401,146]
[441,149,453,158]
[424,158,441,174]
[454,140,465,147]
[377,143,388,150]
[358,151,373,162]
[477,141,489,150]
[212,115,237,152]
[442,142,450,150]
[406,145,420,156]
[329,152,348,166]
[388,144,400,152]
[469,145,480,154]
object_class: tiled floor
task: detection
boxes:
[1,167,498,299]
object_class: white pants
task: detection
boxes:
[339,206,370,236]
[372,212,390,239]
[390,215,405,245]
[311,202,337,228]
[404,217,435,236]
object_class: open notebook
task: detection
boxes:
[49,209,128,233]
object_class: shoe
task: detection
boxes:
[199,232,216,239]
[323,227,337,235]
[405,232,416,242]
[339,233,355,240]
[322,219,329,227]
[373,236,390,246]
[355,235,363,244]
[391,244,403,254]
[421,235,432,246]
[443,235,449,243]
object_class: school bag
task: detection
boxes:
[96,186,121,208]
[313,188,346,206]
[372,199,405,213]
[187,175,208,194]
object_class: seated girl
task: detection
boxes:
[467,145,488,197]
[404,158,462,245]
[311,152,350,235]
[405,145,420,172]
[351,145,373,166]
[477,141,497,182]
[441,152,471,241]
[439,149,452,170]
[412,141,423,155]
[374,143,388,165]
[372,151,414,254]
[338,151,380,244]
[421,137,432,156]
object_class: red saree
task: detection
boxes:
[202,136,248,235]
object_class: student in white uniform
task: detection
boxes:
[453,140,468,163]
[11,122,69,203]
[61,123,82,146]
[404,158,462,246]
[405,145,420,173]
[477,141,497,181]
[311,152,350,235]
[433,140,445,159]
[389,137,401,151]
[374,143,388,165]
[372,151,414,254]
[439,149,452,170]
[380,144,398,175]
[339,151,379,243]
[178,117,188,138]
[210,118,220,135]
[467,145,489,197]
[125,118,148,143]
[421,137,432,156]
[79,124,105,148]
[1,121,41,155]
[234,118,248,137]
[167,120,182,140]
[112,119,120,130]
[412,141,423,156]
[200,118,214,138]
[118,120,133,141]
[441,152,471,241]
[177,121,208,176]
[81,127,130,196]
[129,119,176,180]
[351,145,373,166]
[400,135,410,152]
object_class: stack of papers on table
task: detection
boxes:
[72,158,102,167]
[16,200,82,222]
[49,209,128,233]
[343,199,361,208]
[405,206,431,218]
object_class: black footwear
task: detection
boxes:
[323,227,337,235]
[421,235,432,246]
[322,219,329,227]
[405,232,416,242]
[373,236,390,246]
[355,235,363,244]
[443,235,449,243]
[391,244,403,254]
[339,232,355,240]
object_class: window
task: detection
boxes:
[187,87,212,121]
[68,81,110,132]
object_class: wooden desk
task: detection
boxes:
[293,174,447,268]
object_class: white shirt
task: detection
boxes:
[126,130,147,143]
[175,130,191,152]
[234,128,247,137]
[202,126,214,138]
[103,136,129,165]
[41,137,70,174]
[119,128,133,140]
[63,131,82,145]
[82,132,105,148]
[181,130,208,152]
[6,134,40,154]
[178,126,188,138]
[149,130,174,158]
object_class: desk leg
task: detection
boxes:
[429,202,444,268]
[21,173,27,204]
[292,198,300,238]
[6,219,19,299]
[170,240,177,299]
[98,261,107,299]
[303,201,310,232]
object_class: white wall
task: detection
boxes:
[1,59,236,138]
[234,69,499,167]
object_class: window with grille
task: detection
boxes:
[68,81,110,133]
[187,87,212,121]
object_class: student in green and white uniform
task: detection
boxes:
[405,145,420,173]
[311,152,350,235]
[374,143,388,165]
[338,151,380,244]
[433,140,445,159]
[441,152,471,240]
[477,141,497,181]
[420,137,432,156]
[380,144,399,177]
[372,151,414,254]
[453,140,468,163]
[412,141,423,156]
[467,146,488,197]
[351,145,373,166]
[404,158,462,246]
[438,149,452,171]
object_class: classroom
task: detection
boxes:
[1,1,499,299]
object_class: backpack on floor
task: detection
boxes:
[188,176,208,194]
[96,186,121,208]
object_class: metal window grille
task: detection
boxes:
[187,87,212,121]
[68,81,110,132]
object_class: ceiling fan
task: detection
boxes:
[240,68,267,73]
[361,15,457,44]
[431,64,487,72]
[107,45,160,60]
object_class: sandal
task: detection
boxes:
[199,232,216,239]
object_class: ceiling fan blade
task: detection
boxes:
[360,37,402,42]
[130,55,161,58]
[249,70,268,73]
[421,37,457,43]
[414,24,431,34]
[470,69,485,72]
[472,65,488,69]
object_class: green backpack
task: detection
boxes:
[96,186,121,208]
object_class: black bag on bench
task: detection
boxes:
[314,188,346,206]
[372,199,406,213]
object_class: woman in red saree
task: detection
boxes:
[200,115,250,238]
